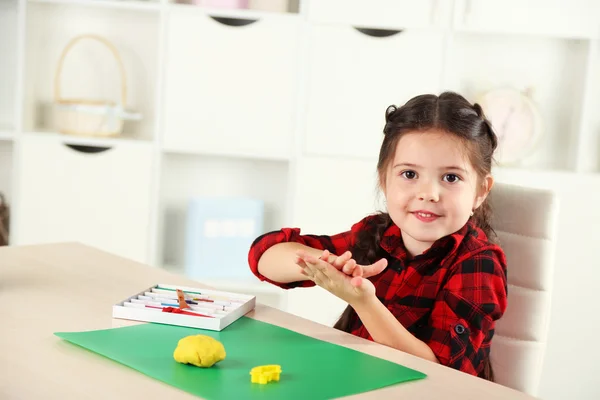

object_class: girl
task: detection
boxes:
[247,91,507,381]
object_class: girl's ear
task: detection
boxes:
[474,174,494,210]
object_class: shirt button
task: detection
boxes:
[454,324,466,335]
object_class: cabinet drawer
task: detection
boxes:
[308,0,451,29]
[455,0,600,39]
[304,26,444,159]
[291,156,383,235]
[163,10,300,159]
[14,134,154,263]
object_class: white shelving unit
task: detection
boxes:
[1,3,600,397]
[0,0,597,290]
[0,0,596,281]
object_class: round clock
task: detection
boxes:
[477,87,543,166]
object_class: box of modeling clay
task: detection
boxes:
[112,283,256,331]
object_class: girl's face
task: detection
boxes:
[382,130,493,257]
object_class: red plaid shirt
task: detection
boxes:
[248,214,508,377]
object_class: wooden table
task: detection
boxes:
[0,243,537,400]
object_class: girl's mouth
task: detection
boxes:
[411,210,441,222]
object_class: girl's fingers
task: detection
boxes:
[333,251,352,268]
[296,256,316,279]
[296,251,326,280]
[319,249,330,261]
[311,265,330,287]
[350,276,363,288]
[362,258,388,278]
[342,259,356,275]
[352,265,363,278]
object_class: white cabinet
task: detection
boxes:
[162,10,300,160]
[291,155,383,235]
[13,133,154,263]
[307,0,452,30]
[304,26,444,159]
[455,0,600,39]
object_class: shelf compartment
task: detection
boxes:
[446,33,590,171]
[23,2,160,140]
[159,153,290,276]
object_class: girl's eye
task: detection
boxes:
[401,170,417,179]
[443,173,461,183]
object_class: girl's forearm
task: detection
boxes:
[257,242,323,283]
[352,296,439,363]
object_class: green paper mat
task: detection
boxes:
[55,317,426,399]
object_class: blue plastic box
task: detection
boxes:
[184,197,265,280]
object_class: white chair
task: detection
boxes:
[488,182,559,397]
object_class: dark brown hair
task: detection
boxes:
[333,91,499,380]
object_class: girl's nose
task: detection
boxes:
[417,183,440,202]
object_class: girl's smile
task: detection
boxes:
[411,210,442,223]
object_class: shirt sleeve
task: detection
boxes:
[424,248,508,376]
[247,216,373,289]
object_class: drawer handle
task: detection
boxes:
[353,27,403,38]
[64,144,113,154]
[209,16,259,27]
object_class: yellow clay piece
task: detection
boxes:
[250,365,282,384]
[173,335,226,368]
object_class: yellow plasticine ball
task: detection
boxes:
[173,335,226,368]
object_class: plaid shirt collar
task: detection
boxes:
[380,220,474,265]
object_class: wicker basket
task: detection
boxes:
[53,34,141,137]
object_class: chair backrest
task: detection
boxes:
[488,182,559,396]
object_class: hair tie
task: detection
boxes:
[385,105,397,121]
[473,103,484,118]
[483,119,498,150]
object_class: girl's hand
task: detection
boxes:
[318,249,388,280]
[295,250,377,305]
